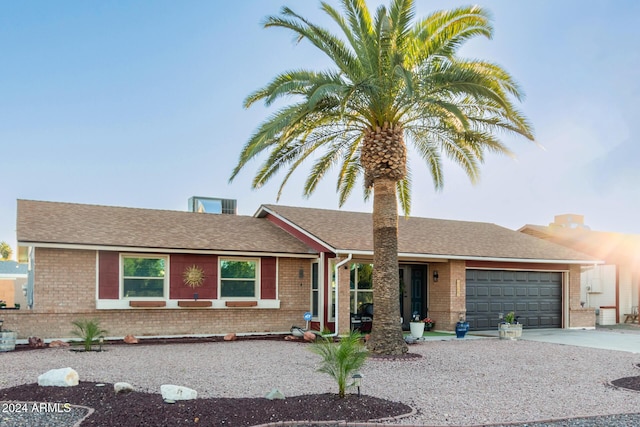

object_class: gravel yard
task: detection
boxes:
[1,334,640,426]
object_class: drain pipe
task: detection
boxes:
[327,253,352,337]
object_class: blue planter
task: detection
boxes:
[455,321,469,338]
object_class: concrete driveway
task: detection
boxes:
[470,324,640,353]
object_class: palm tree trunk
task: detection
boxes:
[366,178,408,355]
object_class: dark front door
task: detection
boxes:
[411,266,427,318]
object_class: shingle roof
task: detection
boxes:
[17,200,316,255]
[260,205,597,262]
[520,224,640,265]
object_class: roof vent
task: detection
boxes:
[188,197,237,215]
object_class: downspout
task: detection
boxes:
[327,253,353,337]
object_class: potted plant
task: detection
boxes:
[409,312,426,338]
[0,318,17,352]
[423,317,435,331]
[455,313,469,338]
[0,300,6,309]
[498,311,522,340]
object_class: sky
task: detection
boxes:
[1,0,639,256]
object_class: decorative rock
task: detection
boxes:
[160,384,197,401]
[49,340,70,348]
[223,333,237,341]
[114,382,134,394]
[28,336,45,348]
[364,334,371,342]
[265,388,285,400]
[124,335,138,344]
[303,331,316,342]
[38,367,79,387]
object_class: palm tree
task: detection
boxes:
[230,0,533,355]
[309,332,368,398]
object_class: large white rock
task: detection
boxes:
[161,384,197,401]
[114,382,134,394]
[38,367,79,387]
[265,388,285,400]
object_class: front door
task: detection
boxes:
[411,266,427,318]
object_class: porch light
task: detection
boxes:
[432,271,439,282]
[98,335,104,352]
[352,373,363,397]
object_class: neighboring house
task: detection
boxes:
[9,199,598,340]
[520,214,640,324]
[0,261,27,309]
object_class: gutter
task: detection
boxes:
[327,253,352,337]
[17,241,318,259]
[334,250,602,265]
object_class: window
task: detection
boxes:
[311,262,319,317]
[220,259,258,298]
[122,256,167,298]
[350,263,373,314]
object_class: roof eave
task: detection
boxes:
[334,249,602,265]
[17,241,319,258]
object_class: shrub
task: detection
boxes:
[71,318,107,351]
[309,332,368,398]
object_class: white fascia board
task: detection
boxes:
[334,249,603,265]
[256,206,337,253]
[18,241,317,259]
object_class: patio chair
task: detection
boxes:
[623,306,638,323]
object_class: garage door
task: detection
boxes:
[465,269,562,330]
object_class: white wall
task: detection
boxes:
[581,264,616,310]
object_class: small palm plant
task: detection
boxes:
[309,332,368,398]
[71,318,107,351]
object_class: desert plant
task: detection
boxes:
[71,318,107,351]
[309,332,368,398]
[504,311,516,324]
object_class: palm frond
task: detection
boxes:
[234,0,533,210]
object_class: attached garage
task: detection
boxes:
[465,269,562,330]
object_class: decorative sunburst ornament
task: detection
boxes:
[183,265,205,288]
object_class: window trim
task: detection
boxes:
[120,254,169,300]
[96,253,281,310]
[350,263,373,314]
[218,257,260,300]
[328,259,336,322]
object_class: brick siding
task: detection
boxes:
[4,248,312,339]
[428,260,467,330]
